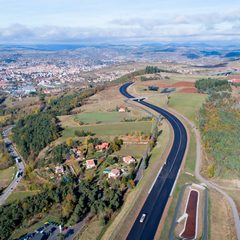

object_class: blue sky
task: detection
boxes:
[0,0,240,43]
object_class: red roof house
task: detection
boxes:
[123,156,136,164]
[96,142,110,151]
[108,168,121,179]
[228,79,240,84]
[86,159,96,169]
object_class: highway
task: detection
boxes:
[0,126,25,206]
[120,82,188,240]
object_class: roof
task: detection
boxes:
[86,159,96,166]
[230,79,240,83]
[123,156,135,161]
[110,168,120,175]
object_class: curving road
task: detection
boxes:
[0,126,25,206]
[120,82,188,240]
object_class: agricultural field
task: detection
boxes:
[61,121,152,140]
[128,78,207,124]
[59,111,148,128]
[115,144,147,159]
[168,93,206,124]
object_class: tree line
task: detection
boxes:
[199,91,240,178]
[195,78,231,94]
[0,177,123,240]
[12,113,60,160]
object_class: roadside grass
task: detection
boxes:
[0,165,16,189]
[168,93,206,124]
[61,121,152,140]
[77,217,103,240]
[101,120,171,240]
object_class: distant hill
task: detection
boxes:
[182,53,200,59]
[200,51,222,56]
[224,51,240,58]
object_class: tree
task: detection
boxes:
[66,138,73,147]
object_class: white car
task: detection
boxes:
[140,213,147,223]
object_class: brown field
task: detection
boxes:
[179,87,197,93]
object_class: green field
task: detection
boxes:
[169,93,206,124]
[115,144,147,158]
[74,112,132,124]
[6,191,38,204]
[61,121,152,139]
[0,166,16,189]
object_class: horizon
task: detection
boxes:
[0,0,240,44]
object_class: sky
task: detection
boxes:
[0,0,240,44]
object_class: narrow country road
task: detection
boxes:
[0,126,25,206]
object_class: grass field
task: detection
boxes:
[6,191,38,204]
[59,111,144,128]
[61,121,152,140]
[59,110,150,128]
[115,144,147,159]
[0,166,16,190]
[77,217,103,240]
[168,93,206,124]
[74,112,134,124]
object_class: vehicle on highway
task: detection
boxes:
[15,157,22,163]
[140,214,147,223]
[17,171,23,178]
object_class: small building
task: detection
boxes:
[119,107,126,112]
[55,165,65,174]
[228,79,240,84]
[123,156,136,165]
[108,168,121,179]
[86,159,96,169]
[148,85,159,91]
[96,142,110,151]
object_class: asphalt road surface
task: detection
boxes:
[120,82,188,240]
[0,126,25,205]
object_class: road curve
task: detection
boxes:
[120,82,188,240]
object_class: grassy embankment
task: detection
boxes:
[0,166,16,190]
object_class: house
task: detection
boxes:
[108,168,121,179]
[71,148,84,160]
[96,142,110,151]
[123,156,136,164]
[86,159,96,169]
[118,107,126,112]
[55,165,65,174]
[228,79,240,84]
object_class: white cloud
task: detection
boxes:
[0,9,240,43]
